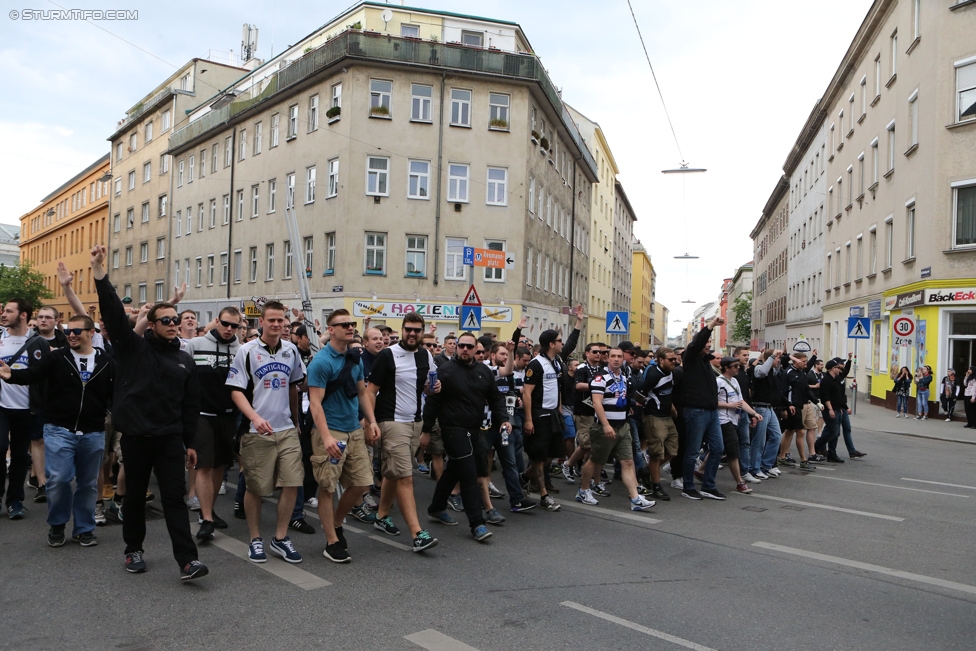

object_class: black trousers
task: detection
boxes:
[0,407,32,507]
[428,427,485,530]
[668,409,687,480]
[965,399,976,428]
[120,434,198,567]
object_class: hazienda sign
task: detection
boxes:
[926,289,976,305]
[352,301,513,322]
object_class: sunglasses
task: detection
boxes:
[156,316,180,326]
[423,342,435,347]
[403,326,423,334]
[219,319,242,329]
[475,350,486,355]
[457,342,477,349]
[330,321,357,329]
[665,357,678,362]
[65,328,90,336]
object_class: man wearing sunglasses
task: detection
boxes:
[636,347,681,503]
[0,315,114,548]
[91,245,208,581]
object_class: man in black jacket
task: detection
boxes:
[91,245,207,581]
[0,314,113,547]
[679,317,726,500]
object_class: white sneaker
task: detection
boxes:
[660,464,671,477]
[946,418,952,422]
[670,478,684,490]
[754,471,769,480]
[218,481,227,495]
[630,495,656,512]
[305,497,319,508]
[186,495,201,511]
[767,467,782,477]
[575,489,598,505]
[743,472,761,484]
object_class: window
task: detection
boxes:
[209,199,217,228]
[406,235,426,277]
[140,241,148,264]
[856,235,863,279]
[234,250,242,283]
[286,173,296,208]
[303,237,313,275]
[129,133,137,151]
[224,136,232,167]
[869,227,878,274]
[141,202,150,223]
[188,155,195,183]
[161,110,171,131]
[283,240,293,279]
[268,179,277,212]
[489,93,510,129]
[448,164,469,202]
[128,170,136,190]
[185,205,192,234]
[305,166,316,203]
[155,281,165,302]
[486,167,507,205]
[952,182,976,247]
[327,159,339,198]
[461,30,483,46]
[138,284,147,304]
[254,122,262,155]
[365,233,386,274]
[325,232,336,274]
[875,56,882,97]
[115,178,121,196]
[125,246,133,266]
[860,77,867,118]
[484,240,505,281]
[401,24,419,37]
[116,142,123,162]
[270,113,280,147]
[249,247,258,282]
[858,155,865,198]
[450,89,471,126]
[238,131,246,161]
[251,186,259,217]
[198,203,204,232]
[308,94,319,132]
[890,31,898,79]
[908,90,919,148]
[887,121,896,171]
[848,95,855,133]
[211,143,218,173]
[369,80,392,117]
[829,124,835,152]
[956,60,976,123]
[884,216,894,268]
[126,208,134,229]
[912,0,921,40]
[526,248,533,286]
[143,161,151,183]
[411,84,432,122]
[331,83,342,109]
[906,202,916,258]
[871,138,879,185]
[112,249,119,269]
[206,254,214,286]
[407,160,430,199]
[266,244,275,280]
[123,284,132,300]
[177,161,184,187]
[528,176,536,212]
[155,236,165,260]
[224,194,231,224]
[366,157,389,196]
[445,237,466,280]
[175,210,181,236]
[199,149,205,177]
[160,154,169,175]
[287,104,298,139]
[184,258,190,287]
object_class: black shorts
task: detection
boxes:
[29,413,44,442]
[195,414,236,468]
[780,409,803,432]
[524,412,555,462]
[720,422,739,460]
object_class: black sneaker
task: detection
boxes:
[601,469,611,483]
[850,451,867,459]
[323,540,351,563]
[335,526,348,550]
[447,495,464,512]
[651,485,671,501]
[180,560,209,581]
[510,498,538,512]
[681,488,704,500]
[233,501,246,519]
[48,525,65,547]
[701,488,726,501]
[541,495,561,512]
[374,515,401,536]
[798,461,817,471]
[73,531,98,546]
[212,511,228,529]
[488,483,505,499]
[289,518,315,534]
[28,474,38,489]
[125,551,147,573]
[196,520,216,541]
[826,454,845,463]
[412,530,438,552]
[34,485,47,503]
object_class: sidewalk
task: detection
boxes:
[847,395,976,445]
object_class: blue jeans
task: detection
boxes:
[896,394,908,413]
[819,409,855,455]
[510,412,525,476]
[749,407,782,474]
[628,416,646,471]
[682,407,723,491]
[736,412,752,473]
[44,424,105,535]
[483,427,525,507]
[917,390,930,417]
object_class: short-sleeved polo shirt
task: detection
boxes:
[307,343,365,433]
[226,337,306,432]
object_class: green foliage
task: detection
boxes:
[0,260,54,310]
[731,292,752,343]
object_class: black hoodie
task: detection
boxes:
[184,329,241,416]
[680,326,719,409]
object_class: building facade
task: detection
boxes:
[751,176,790,351]
[653,301,669,347]
[19,155,110,316]
[612,181,636,324]
[0,225,20,267]
[165,2,597,335]
[726,261,754,353]
[630,237,652,346]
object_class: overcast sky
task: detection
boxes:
[0,0,873,336]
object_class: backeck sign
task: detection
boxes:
[925,288,976,305]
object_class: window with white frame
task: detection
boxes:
[912,0,920,40]
[848,95,855,133]
[116,142,123,162]
[303,237,313,275]
[308,94,319,131]
[306,166,316,203]
[286,173,295,208]
[125,246,133,266]
[445,237,466,280]
[908,90,919,148]
[249,246,258,282]
[156,237,165,259]
[153,280,163,302]
[209,199,216,228]
[871,138,879,185]
[890,31,898,78]
[450,89,471,126]
[207,254,215,286]
[858,154,865,198]
[143,162,151,183]
[161,110,171,131]
[283,240,293,279]
[254,122,262,155]
[159,195,168,218]
[138,283,147,304]
[461,30,483,46]
[252,186,260,217]
[115,178,121,196]
[325,232,336,274]
[906,201,916,258]
[331,83,342,109]
[408,160,430,199]
[177,161,184,187]
[405,235,426,277]
[270,113,280,147]
[486,167,507,205]
[238,131,246,161]
[884,216,894,268]
[185,205,192,234]
[112,249,119,269]
[489,93,509,129]
[411,84,432,122]
[175,210,181,236]
[327,159,338,198]
[140,241,148,263]
[126,208,134,228]
[887,121,896,171]
[211,143,218,173]
[957,60,976,123]
[198,203,204,232]
[364,232,386,274]
[875,56,882,98]
[869,226,877,274]
[128,170,135,190]
[952,181,976,248]
[129,133,137,151]
[448,164,469,202]
[526,248,533,286]
[401,23,419,37]
[141,202,149,223]
[266,243,275,280]
[369,80,392,116]
[224,136,232,167]
[223,194,231,224]
[268,179,276,212]
[366,157,389,196]
[860,77,867,117]
[234,249,242,283]
[484,240,505,281]
[856,235,863,279]
[160,154,169,175]
[220,253,228,285]
[528,176,535,212]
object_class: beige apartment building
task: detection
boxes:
[612,181,636,326]
[630,237,653,347]
[566,106,617,343]
[106,58,245,303]
[165,2,596,334]
[652,301,669,348]
[750,176,790,350]
[817,0,976,409]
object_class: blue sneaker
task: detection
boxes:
[428,510,458,526]
[7,502,25,520]
[269,536,302,563]
[417,463,430,475]
[248,537,267,563]
[447,495,463,512]
[472,525,492,542]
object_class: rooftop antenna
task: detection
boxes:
[242,23,259,62]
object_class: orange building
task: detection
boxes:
[20,154,111,317]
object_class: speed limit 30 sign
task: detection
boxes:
[893,316,915,345]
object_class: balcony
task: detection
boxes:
[110,87,177,141]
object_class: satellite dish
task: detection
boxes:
[380,8,393,23]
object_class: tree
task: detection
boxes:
[730,292,752,343]
[0,260,54,309]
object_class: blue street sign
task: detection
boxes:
[847,317,870,339]
[606,311,629,334]
[460,305,482,331]
[463,246,475,266]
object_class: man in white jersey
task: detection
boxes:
[227,300,307,564]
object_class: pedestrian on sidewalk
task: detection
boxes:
[940,369,961,422]
[963,367,976,429]
[893,367,912,418]
[915,366,933,421]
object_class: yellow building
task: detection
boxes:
[653,301,669,347]
[20,154,111,317]
[631,239,653,346]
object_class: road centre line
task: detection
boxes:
[554,498,662,525]
[738,493,904,521]
[210,533,331,590]
[560,601,717,651]
[811,475,970,497]
[901,478,976,491]
[752,542,976,596]
[405,629,481,650]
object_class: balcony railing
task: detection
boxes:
[112,87,176,139]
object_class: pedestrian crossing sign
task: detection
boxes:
[847,317,870,339]
[606,311,629,334]
[460,305,482,331]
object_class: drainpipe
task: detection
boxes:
[433,71,446,286]
[226,128,236,300]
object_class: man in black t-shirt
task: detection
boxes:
[640,347,680,501]
[522,330,564,512]
[565,343,606,493]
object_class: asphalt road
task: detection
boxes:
[2,422,975,651]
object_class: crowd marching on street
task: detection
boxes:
[2,245,976,583]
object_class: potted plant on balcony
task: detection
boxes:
[370,105,390,117]
[327,106,341,122]
[539,136,549,152]
[531,130,540,144]
[490,118,509,130]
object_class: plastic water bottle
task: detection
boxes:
[329,440,347,464]
[501,427,510,446]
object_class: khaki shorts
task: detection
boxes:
[574,415,592,448]
[643,414,679,459]
[802,403,820,430]
[310,427,373,491]
[239,428,304,496]
[589,420,632,466]
[380,421,422,480]
[426,421,445,457]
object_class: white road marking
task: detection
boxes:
[753,541,976,596]
[561,601,717,651]
[554,498,662,524]
[405,629,481,650]
[738,493,904,521]
[210,533,331,590]
[901,478,976,491]
[812,475,970,497]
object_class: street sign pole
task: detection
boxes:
[852,340,858,416]
[285,188,318,353]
